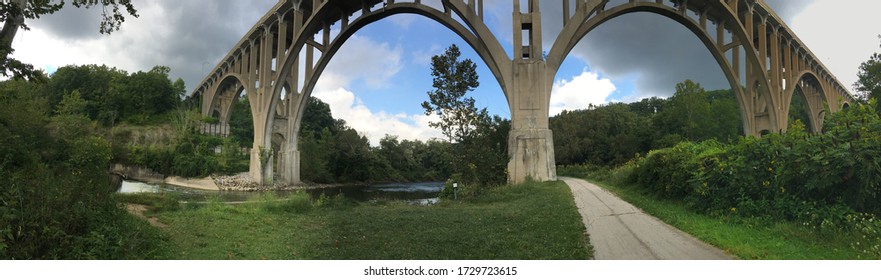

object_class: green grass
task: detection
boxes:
[132,181,592,259]
[583,177,870,259]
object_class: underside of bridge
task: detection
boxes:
[193,0,856,186]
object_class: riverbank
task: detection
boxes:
[133,181,592,259]
[126,172,344,192]
[165,176,219,191]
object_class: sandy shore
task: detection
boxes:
[164,176,220,191]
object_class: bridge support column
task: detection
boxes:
[249,146,273,186]
[508,0,556,184]
[508,128,556,184]
[278,146,301,184]
[507,60,557,184]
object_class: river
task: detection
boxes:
[119,180,445,205]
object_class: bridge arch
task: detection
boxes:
[256,2,512,183]
[548,1,780,134]
[787,70,830,132]
[204,73,246,124]
[548,2,776,136]
[288,11,510,148]
[271,3,511,131]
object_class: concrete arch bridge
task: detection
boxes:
[192,0,857,186]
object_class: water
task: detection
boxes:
[309,182,444,205]
[118,180,445,205]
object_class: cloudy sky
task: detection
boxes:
[10,0,881,145]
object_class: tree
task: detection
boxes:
[300,97,335,136]
[422,44,508,186]
[1,0,138,80]
[655,80,712,143]
[421,44,485,143]
[855,36,881,106]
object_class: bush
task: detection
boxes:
[613,103,881,257]
[631,140,725,199]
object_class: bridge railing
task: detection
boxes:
[199,122,230,138]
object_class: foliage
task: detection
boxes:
[550,80,742,167]
[421,44,508,187]
[227,94,253,145]
[0,85,164,259]
[295,96,456,184]
[422,44,482,143]
[616,103,881,258]
[574,174,871,259]
[855,36,881,108]
[45,64,181,125]
[789,91,813,131]
[0,0,138,80]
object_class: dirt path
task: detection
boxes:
[125,204,167,228]
[562,177,732,260]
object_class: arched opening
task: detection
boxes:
[279,7,509,184]
[788,72,830,133]
[248,1,516,184]
[226,87,253,159]
[548,3,744,166]
[788,88,812,132]
[199,75,252,174]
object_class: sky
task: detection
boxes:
[10,0,881,145]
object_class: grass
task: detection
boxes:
[567,169,871,259]
[126,181,592,260]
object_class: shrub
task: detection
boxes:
[611,103,881,257]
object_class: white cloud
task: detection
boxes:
[11,0,276,90]
[11,29,103,72]
[309,33,445,146]
[411,45,443,67]
[387,14,417,29]
[790,1,881,93]
[550,70,617,116]
[313,88,444,146]
[317,34,404,90]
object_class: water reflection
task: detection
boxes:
[118,180,444,205]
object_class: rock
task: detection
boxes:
[212,173,301,191]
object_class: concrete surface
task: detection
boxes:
[562,177,732,260]
[165,176,220,191]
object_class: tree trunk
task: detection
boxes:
[0,0,27,49]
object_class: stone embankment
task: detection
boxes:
[212,173,339,191]
[213,173,297,191]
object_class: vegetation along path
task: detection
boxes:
[563,177,731,260]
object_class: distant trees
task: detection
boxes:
[551,80,743,167]
[655,81,742,143]
[45,64,181,125]
[296,97,455,184]
[855,36,881,109]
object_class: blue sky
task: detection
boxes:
[10,0,881,145]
